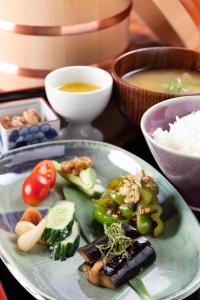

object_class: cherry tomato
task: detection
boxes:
[22,173,50,205]
[32,160,56,188]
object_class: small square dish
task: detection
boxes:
[0,97,60,153]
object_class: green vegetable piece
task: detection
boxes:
[149,204,164,237]
[51,160,61,172]
[63,186,96,242]
[94,191,124,207]
[110,191,125,205]
[80,167,96,189]
[107,177,124,190]
[94,197,115,207]
[51,160,70,189]
[167,78,186,93]
[150,182,159,196]
[94,205,128,226]
[96,223,132,264]
[42,200,75,244]
[66,173,83,187]
[129,277,155,300]
[50,221,80,261]
[137,214,152,235]
[94,205,117,226]
[119,204,133,219]
[85,183,105,197]
[62,170,104,197]
[140,187,153,206]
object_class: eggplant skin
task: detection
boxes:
[79,224,156,289]
[103,241,156,288]
[79,241,156,289]
[79,225,140,264]
[79,235,108,264]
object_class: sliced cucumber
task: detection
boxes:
[79,167,96,189]
[50,221,80,261]
[51,160,61,172]
[65,168,104,197]
[87,183,105,197]
[55,161,104,197]
[42,201,75,244]
[66,167,96,191]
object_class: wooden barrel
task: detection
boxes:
[134,0,200,50]
[0,0,132,90]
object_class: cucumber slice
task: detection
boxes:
[87,183,105,197]
[50,221,80,261]
[66,167,96,191]
[79,167,96,189]
[66,170,104,197]
[51,160,61,172]
[42,201,75,244]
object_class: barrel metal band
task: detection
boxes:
[0,43,129,78]
[0,2,132,36]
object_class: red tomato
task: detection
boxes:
[32,160,56,188]
[22,173,50,205]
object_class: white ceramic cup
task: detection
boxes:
[45,66,113,140]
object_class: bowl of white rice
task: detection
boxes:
[141,95,200,210]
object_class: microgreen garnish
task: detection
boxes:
[166,78,187,93]
[96,223,133,264]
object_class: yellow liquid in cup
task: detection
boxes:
[59,82,100,93]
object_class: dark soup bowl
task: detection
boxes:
[141,95,200,210]
[112,47,200,125]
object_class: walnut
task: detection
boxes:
[1,116,11,129]
[141,170,159,195]
[11,115,24,127]
[118,178,140,204]
[23,109,40,125]
[61,156,93,176]
[138,206,151,215]
[27,108,40,117]
[1,108,40,129]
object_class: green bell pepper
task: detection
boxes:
[94,205,128,225]
[119,204,133,220]
[137,214,152,235]
[107,177,124,190]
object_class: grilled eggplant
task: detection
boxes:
[79,224,140,264]
[79,224,156,289]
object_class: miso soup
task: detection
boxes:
[123,68,200,93]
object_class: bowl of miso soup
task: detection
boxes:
[112,47,200,124]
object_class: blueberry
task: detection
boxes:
[44,128,57,139]
[9,130,19,143]
[34,132,45,141]
[30,125,40,133]
[19,127,29,136]
[40,124,50,133]
[16,136,24,143]
[24,134,34,142]
[14,141,27,148]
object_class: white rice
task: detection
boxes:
[152,111,200,156]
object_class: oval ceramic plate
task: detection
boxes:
[0,140,200,300]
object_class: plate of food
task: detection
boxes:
[0,140,200,300]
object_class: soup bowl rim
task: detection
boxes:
[140,95,200,161]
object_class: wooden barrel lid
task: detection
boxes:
[133,0,200,50]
